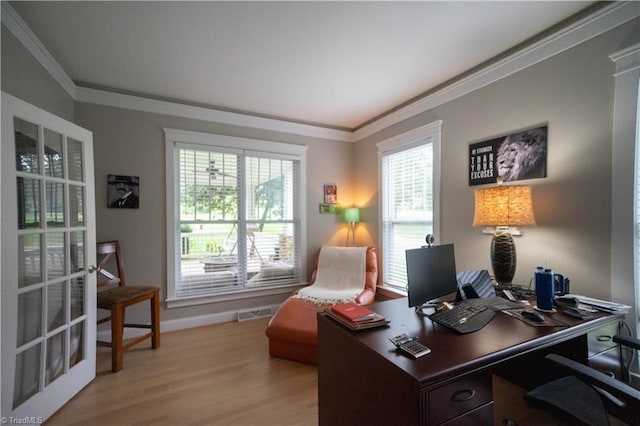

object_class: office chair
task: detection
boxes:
[96,240,160,372]
[525,335,640,426]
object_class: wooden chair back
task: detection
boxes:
[96,240,126,290]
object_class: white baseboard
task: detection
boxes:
[96,303,281,341]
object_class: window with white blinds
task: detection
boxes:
[165,129,306,304]
[378,121,441,290]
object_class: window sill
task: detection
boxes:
[166,282,307,308]
[377,285,407,300]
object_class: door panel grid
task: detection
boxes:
[2,92,96,421]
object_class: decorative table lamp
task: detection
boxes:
[472,185,536,288]
[343,207,361,247]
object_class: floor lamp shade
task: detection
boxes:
[343,208,361,224]
[343,207,361,246]
[473,186,535,286]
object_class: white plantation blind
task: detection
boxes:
[378,121,441,291]
[165,129,306,303]
[177,146,241,295]
[382,144,434,288]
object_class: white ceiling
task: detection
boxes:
[10,1,595,130]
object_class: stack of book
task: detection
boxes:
[325,302,389,330]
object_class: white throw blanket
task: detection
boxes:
[293,246,366,305]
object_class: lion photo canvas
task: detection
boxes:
[468,125,547,186]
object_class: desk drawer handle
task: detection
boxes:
[451,389,476,402]
[596,335,612,342]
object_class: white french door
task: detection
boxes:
[1,92,96,421]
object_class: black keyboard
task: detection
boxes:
[429,300,496,333]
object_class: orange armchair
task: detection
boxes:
[265,246,378,365]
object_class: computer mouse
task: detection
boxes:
[522,311,545,322]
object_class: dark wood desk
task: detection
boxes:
[318,298,623,426]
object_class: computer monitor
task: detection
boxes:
[406,243,459,310]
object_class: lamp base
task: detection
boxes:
[490,231,516,287]
[346,222,356,247]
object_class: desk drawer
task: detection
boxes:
[428,371,492,425]
[588,322,622,379]
[588,322,619,357]
[441,401,494,426]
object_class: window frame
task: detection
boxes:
[609,44,640,341]
[164,128,307,308]
[377,120,442,292]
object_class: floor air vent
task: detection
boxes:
[237,307,274,321]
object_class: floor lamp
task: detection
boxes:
[343,207,360,247]
[472,185,536,288]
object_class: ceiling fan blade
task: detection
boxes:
[205,160,236,179]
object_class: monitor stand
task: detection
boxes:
[415,300,451,315]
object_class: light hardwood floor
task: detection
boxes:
[46,317,570,426]
[46,318,317,425]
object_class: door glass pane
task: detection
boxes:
[69,322,85,368]
[70,277,84,321]
[19,234,42,287]
[17,288,42,347]
[44,128,64,178]
[70,231,85,274]
[14,118,39,174]
[67,137,83,182]
[4,95,95,418]
[45,332,65,386]
[17,177,40,229]
[47,232,66,280]
[69,185,84,227]
[45,182,65,227]
[13,344,41,409]
[47,282,66,332]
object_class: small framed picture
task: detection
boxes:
[319,203,342,214]
[324,184,337,203]
[108,175,140,209]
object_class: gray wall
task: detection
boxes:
[73,103,355,322]
[1,26,74,121]
[357,19,639,313]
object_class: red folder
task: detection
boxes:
[331,302,376,322]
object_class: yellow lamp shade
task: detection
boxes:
[473,186,536,227]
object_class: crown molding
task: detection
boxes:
[4,1,638,143]
[75,87,355,142]
[610,43,640,76]
[354,1,640,141]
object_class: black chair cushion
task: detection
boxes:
[525,375,609,426]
